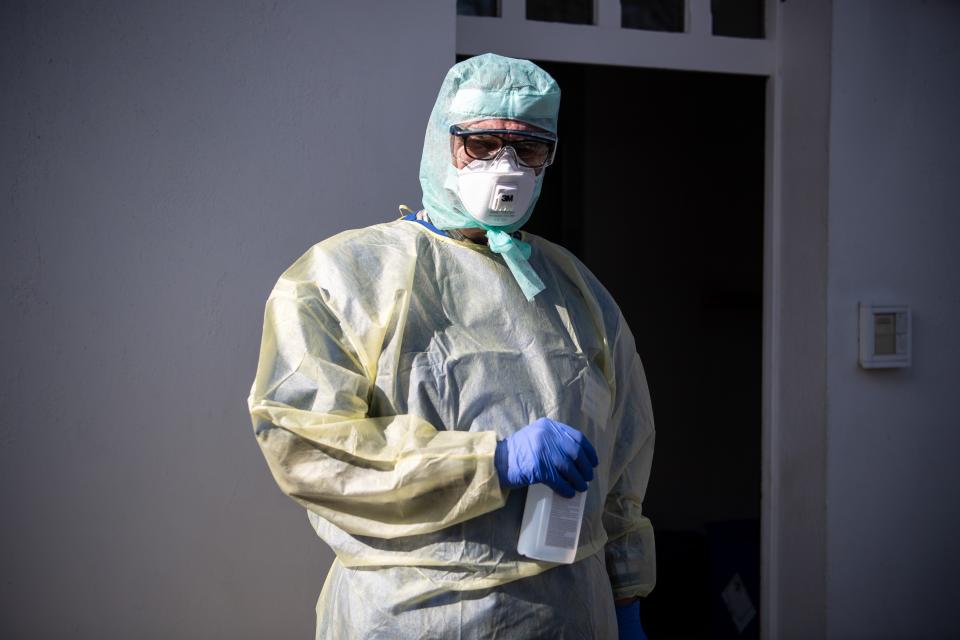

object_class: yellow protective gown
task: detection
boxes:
[249,218,655,638]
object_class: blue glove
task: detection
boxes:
[615,599,647,640]
[494,418,599,498]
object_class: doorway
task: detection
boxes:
[526,60,766,638]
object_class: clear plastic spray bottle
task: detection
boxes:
[516,483,586,564]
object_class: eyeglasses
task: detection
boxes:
[449,124,558,169]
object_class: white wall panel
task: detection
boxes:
[826,2,960,638]
[0,1,454,637]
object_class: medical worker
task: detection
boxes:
[249,54,656,639]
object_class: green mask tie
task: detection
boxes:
[485,229,546,301]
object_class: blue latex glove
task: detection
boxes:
[494,418,599,498]
[615,599,647,640]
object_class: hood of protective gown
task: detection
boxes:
[419,53,561,301]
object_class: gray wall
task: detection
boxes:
[826,1,960,638]
[0,1,453,637]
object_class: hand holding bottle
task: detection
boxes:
[494,418,599,498]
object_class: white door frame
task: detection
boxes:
[458,0,776,75]
[457,1,832,637]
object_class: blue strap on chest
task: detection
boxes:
[402,213,450,237]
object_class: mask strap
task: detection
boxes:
[486,229,546,301]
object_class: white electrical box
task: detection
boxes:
[859,303,911,369]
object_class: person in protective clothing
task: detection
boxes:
[249,53,656,639]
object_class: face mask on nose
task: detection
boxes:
[455,147,538,227]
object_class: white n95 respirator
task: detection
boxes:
[456,148,538,227]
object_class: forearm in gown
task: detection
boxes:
[249,283,507,539]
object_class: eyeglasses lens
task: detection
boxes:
[463,133,551,168]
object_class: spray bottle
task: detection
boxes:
[516,483,586,564]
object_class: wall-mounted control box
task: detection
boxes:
[859,303,911,369]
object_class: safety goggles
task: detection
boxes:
[449,124,558,169]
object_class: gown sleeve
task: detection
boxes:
[602,316,657,599]
[248,240,507,539]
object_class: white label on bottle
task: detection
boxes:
[544,493,583,549]
[581,371,611,430]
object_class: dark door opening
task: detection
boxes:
[526,60,766,639]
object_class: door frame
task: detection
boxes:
[457,1,832,637]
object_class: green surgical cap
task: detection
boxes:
[418,53,561,300]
